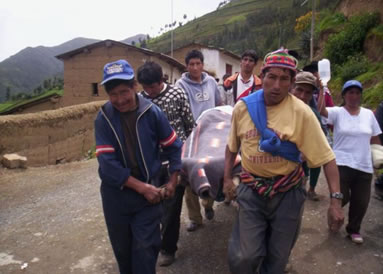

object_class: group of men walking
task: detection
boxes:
[95,48,346,274]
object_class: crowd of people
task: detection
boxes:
[94,48,382,274]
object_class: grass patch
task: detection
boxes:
[318,12,346,32]
[370,24,383,38]
[0,89,63,114]
[363,81,383,109]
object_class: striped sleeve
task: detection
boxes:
[96,145,115,156]
[160,130,177,147]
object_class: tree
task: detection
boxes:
[131,41,136,46]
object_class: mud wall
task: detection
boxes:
[0,101,106,167]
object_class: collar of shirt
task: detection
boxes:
[239,73,253,84]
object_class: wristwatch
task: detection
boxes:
[330,192,344,200]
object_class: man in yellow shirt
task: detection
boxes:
[223,49,344,274]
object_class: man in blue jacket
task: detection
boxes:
[94,59,183,274]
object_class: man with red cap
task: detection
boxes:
[223,49,344,273]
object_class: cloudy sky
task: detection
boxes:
[0,0,222,61]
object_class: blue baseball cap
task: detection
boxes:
[342,80,363,95]
[101,59,134,85]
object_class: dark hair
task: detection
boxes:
[104,79,136,93]
[241,50,258,62]
[137,61,163,85]
[222,73,231,81]
[287,50,300,60]
[185,49,204,65]
[302,61,318,74]
[262,67,296,79]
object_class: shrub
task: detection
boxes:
[318,12,346,32]
[335,54,369,82]
[324,12,380,65]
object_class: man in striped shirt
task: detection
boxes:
[138,61,195,267]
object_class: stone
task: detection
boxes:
[2,154,28,169]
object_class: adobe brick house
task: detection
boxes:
[167,43,250,83]
[56,40,186,108]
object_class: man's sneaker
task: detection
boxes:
[158,252,175,267]
[186,222,201,232]
[205,208,215,220]
[349,233,364,244]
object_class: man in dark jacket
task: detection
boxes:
[95,59,183,274]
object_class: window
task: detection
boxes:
[92,83,99,96]
[226,64,232,75]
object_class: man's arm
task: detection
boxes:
[223,145,238,200]
[155,106,183,198]
[323,159,344,232]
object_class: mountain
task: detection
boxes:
[120,34,147,45]
[0,35,146,103]
[0,38,100,102]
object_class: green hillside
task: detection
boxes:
[0,89,63,115]
[148,0,383,108]
[147,0,339,58]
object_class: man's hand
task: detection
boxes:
[163,172,179,200]
[327,201,344,232]
[142,184,162,204]
[223,177,237,201]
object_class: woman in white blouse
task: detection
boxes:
[318,80,381,244]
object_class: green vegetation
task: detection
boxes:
[318,12,346,32]
[363,81,383,109]
[87,145,96,159]
[147,0,321,57]
[318,12,382,108]
[335,54,369,83]
[324,12,380,65]
[0,89,63,114]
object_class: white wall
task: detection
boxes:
[201,48,240,84]
[218,54,241,83]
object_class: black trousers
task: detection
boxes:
[158,164,186,255]
[338,165,373,234]
[161,184,185,255]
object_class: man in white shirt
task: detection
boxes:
[223,49,262,106]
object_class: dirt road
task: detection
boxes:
[0,159,382,274]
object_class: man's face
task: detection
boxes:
[240,56,256,75]
[291,83,315,105]
[187,58,204,81]
[262,68,294,106]
[108,83,137,112]
[142,82,164,98]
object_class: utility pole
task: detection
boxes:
[170,0,174,83]
[301,0,315,61]
[171,0,174,58]
[310,0,316,61]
